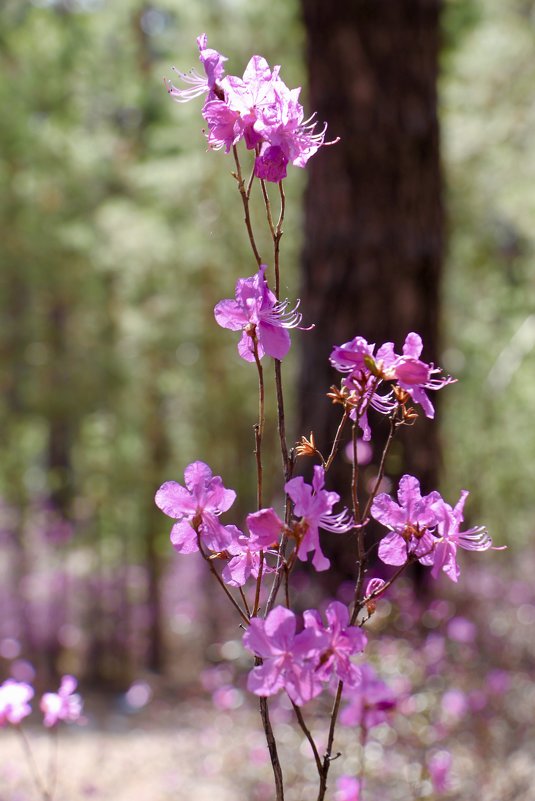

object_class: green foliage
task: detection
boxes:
[0,0,303,565]
[442,0,535,544]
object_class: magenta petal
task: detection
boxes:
[402,332,423,359]
[325,601,350,630]
[243,618,276,659]
[264,606,296,649]
[200,512,233,551]
[170,520,198,554]
[222,554,252,587]
[206,477,236,513]
[396,474,422,515]
[247,661,284,697]
[237,330,258,362]
[370,493,404,528]
[258,321,291,360]
[254,146,288,182]
[59,676,77,696]
[378,532,407,566]
[155,481,196,518]
[411,387,435,418]
[214,299,249,331]
[184,461,213,493]
[247,508,284,547]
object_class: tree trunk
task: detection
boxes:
[299,0,443,578]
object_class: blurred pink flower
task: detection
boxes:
[427,750,452,793]
[335,776,360,801]
[40,675,83,727]
[0,679,33,725]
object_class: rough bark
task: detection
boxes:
[299,0,443,485]
[299,0,443,579]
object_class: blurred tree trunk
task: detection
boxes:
[299,0,443,507]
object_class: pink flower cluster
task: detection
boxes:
[243,603,367,706]
[370,474,503,583]
[0,675,82,728]
[330,332,454,440]
[155,462,352,577]
[166,34,337,182]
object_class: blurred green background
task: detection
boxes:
[1,0,534,683]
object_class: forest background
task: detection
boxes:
[1,0,535,693]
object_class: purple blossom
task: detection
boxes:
[221,508,283,586]
[0,680,33,726]
[40,675,83,727]
[335,777,361,801]
[387,333,455,419]
[330,333,454,436]
[214,265,305,362]
[243,606,325,706]
[165,33,227,104]
[340,664,397,729]
[155,461,236,554]
[371,475,440,567]
[427,750,452,794]
[166,37,337,180]
[430,491,500,583]
[303,601,367,687]
[330,337,396,441]
[285,465,353,571]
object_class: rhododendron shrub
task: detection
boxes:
[157,35,504,801]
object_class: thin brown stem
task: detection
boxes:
[355,560,412,620]
[232,145,262,266]
[274,360,290,478]
[362,411,399,522]
[260,178,276,238]
[358,721,368,799]
[260,695,285,801]
[252,336,265,617]
[48,725,58,801]
[291,700,322,775]
[252,550,264,618]
[316,680,345,801]
[197,534,249,626]
[324,408,350,472]
[17,726,50,801]
[351,422,361,524]
[274,181,285,298]
[239,586,251,618]
[253,337,265,508]
[265,471,296,616]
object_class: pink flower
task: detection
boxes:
[165,33,227,103]
[302,601,367,687]
[335,776,361,801]
[0,679,33,725]
[214,265,306,362]
[340,664,397,729]
[330,337,396,440]
[40,675,83,727]
[285,465,353,571]
[166,38,337,180]
[155,461,236,554]
[427,750,452,793]
[243,606,326,706]
[330,333,454,434]
[221,507,284,586]
[430,491,500,583]
[387,333,455,419]
[371,475,440,567]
